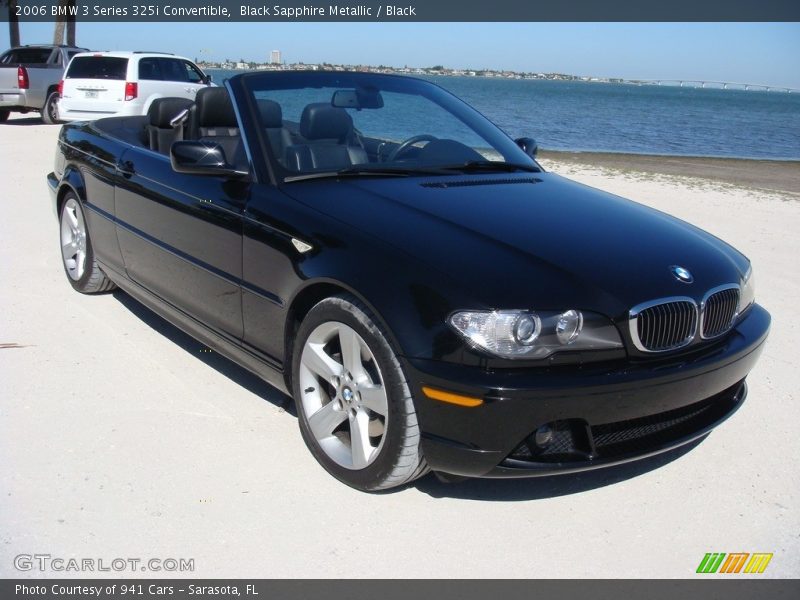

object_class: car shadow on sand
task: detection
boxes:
[112,290,707,502]
[112,290,295,415]
[3,116,47,126]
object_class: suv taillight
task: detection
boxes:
[124,82,137,101]
[57,79,64,97]
[17,66,29,90]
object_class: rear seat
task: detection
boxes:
[145,97,194,154]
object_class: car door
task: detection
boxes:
[157,58,207,101]
[136,57,164,106]
[113,146,247,340]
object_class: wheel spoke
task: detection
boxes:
[349,409,373,469]
[62,240,78,255]
[66,207,79,231]
[303,343,343,381]
[339,326,364,379]
[359,384,387,416]
[308,401,347,440]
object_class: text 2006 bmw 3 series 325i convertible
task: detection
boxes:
[47,71,770,491]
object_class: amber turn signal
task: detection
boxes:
[421,386,484,407]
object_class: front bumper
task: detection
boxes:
[405,303,770,478]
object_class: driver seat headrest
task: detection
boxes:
[195,87,238,130]
[300,103,353,141]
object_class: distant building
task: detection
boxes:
[270,50,282,65]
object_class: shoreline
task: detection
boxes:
[539,150,800,196]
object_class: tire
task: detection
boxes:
[0,109,9,123]
[59,193,116,294]
[292,294,428,491]
[41,92,60,124]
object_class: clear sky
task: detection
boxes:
[3,22,799,88]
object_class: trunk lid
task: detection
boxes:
[61,56,129,114]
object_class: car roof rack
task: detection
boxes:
[132,51,175,55]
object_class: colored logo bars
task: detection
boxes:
[696,553,773,574]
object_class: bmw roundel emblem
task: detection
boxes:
[670,265,693,283]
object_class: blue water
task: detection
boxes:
[210,70,800,161]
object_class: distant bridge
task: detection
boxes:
[626,79,799,93]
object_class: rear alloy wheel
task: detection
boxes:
[42,92,60,124]
[293,295,428,491]
[59,194,116,293]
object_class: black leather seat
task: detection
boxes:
[284,103,367,171]
[145,97,194,154]
[187,87,245,168]
[257,98,293,161]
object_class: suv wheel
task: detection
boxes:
[42,92,60,125]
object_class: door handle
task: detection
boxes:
[117,160,135,177]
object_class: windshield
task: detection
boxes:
[242,72,537,181]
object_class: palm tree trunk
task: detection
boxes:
[66,12,76,46]
[52,0,77,45]
[8,0,21,47]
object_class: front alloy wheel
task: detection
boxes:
[299,321,389,470]
[293,295,428,491]
[61,197,88,281]
[58,193,116,294]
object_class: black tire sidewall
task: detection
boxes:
[59,194,98,292]
[0,109,9,123]
[292,297,416,491]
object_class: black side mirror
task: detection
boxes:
[170,141,248,178]
[515,137,538,158]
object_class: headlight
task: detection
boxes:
[737,265,755,316]
[448,309,623,360]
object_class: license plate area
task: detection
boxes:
[84,90,99,99]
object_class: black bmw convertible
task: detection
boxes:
[47,71,770,491]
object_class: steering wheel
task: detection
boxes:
[385,134,438,162]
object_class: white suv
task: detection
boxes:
[58,51,212,121]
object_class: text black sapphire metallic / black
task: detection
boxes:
[46,71,770,491]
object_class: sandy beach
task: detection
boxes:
[1,113,798,578]
[540,150,800,197]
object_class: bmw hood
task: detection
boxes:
[286,172,749,317]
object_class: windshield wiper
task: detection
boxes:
[283,165,448,183]
[436,160,540,173]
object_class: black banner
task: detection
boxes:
[2,0,800,22]
[2,580,800,600]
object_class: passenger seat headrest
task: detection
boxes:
[257,99,283,128]
[195,87,238,128]
[300,103,353,141]
[147,97,194,128]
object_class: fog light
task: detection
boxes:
[513,313,541,345]
[534,424,554,447]
[556,310,583,345]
